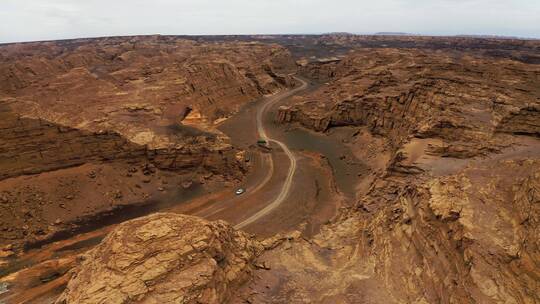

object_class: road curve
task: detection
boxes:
[235,76,308,229]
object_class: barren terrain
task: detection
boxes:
[0,35,539,303]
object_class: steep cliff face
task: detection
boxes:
[0,104,241,180]
[56,213,263,304]
[279,49,540,153]
[0,36,296,248]
[0,103,144,180]
[0,36,296,149]
[247,48,540,303]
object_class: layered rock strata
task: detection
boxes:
[56,213,263,304]
[254,48,540,303]
[0,36,296,247]
[279,49,540,154]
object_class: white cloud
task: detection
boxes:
[1,0,539,43]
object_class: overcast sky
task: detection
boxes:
[1,0,539,43]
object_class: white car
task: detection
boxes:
[235,188,245,195]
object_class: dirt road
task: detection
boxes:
[0,77,315,303]
[0,76,343,304]
[235,77,308,229]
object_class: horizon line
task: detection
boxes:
[2,32,539,45]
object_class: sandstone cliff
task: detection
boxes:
[279,49,540,154]
[0,36,296,151]
[0,102,241,181]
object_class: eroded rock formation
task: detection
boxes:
[279,49,540,154]
[0,35,295,153]
[56,213,263,304]
[3,36,540,304]
[253,47,540,303]
[0,36,295,248]
[234,158,540,303]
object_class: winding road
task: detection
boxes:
[235,76,308,229]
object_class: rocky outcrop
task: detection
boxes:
[56,213,263,304]
[0,99,244,181]
[237,157,540,303]
[0,36,296,130]
[496,106,540,137]
[357,159,540,303]
[0,103,144,180]
[278,49,540,153]
[297,57,342,81]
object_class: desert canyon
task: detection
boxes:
[0,34,539,303]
